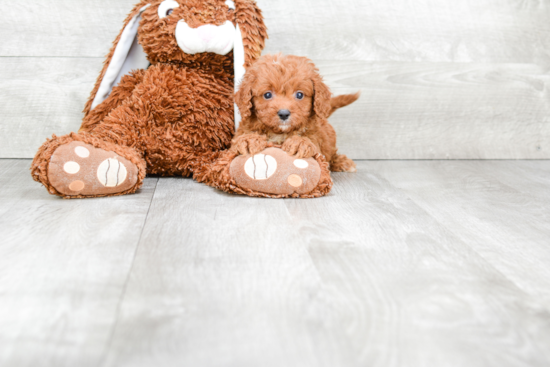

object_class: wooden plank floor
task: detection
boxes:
[1,159,550,367]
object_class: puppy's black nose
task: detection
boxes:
[278,109,291,121]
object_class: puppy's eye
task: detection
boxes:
[158,0,179,19]
[225,0,236,11]
[296,92,304,100]
[264,92,273,100]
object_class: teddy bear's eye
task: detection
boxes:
[225,0,235,11]
[264,92,273,100]
[158,0,179,19]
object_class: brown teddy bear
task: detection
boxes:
[31,0,333,199]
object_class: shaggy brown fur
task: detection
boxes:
[232,54,359,172]
[31,0,270,198]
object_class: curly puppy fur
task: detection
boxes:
[31,0,268,198]
[232,54,359,172]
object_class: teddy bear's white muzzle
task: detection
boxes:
[176,20,236,55]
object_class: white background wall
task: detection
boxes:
[1,0,549,159]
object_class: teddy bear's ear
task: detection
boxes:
[84,3,151,115]
[233,0,268,129]
[234,68,256,124]
[234,0,268,68]
[233,24,246,128]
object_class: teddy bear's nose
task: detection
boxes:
[278,110,291,121]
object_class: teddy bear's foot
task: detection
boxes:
[230,147,331,197]
[47,141,140,197]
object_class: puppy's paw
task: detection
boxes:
[282,136,319,158]
[231,134,268,156]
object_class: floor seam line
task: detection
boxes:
[96,177,159,367]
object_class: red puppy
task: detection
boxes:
[233,54,359,172]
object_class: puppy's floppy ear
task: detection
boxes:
[234,69,256,123]
[84,1,151,116]
[311,69,332,120]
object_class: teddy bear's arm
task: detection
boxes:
[79,70,146,133]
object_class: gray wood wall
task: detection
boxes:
[1,0,549,159]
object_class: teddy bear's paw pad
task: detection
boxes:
[230,147,321,196]
[48,141,139,197]
[243,154,278,180]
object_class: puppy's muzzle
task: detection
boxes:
[278,109,291,122]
